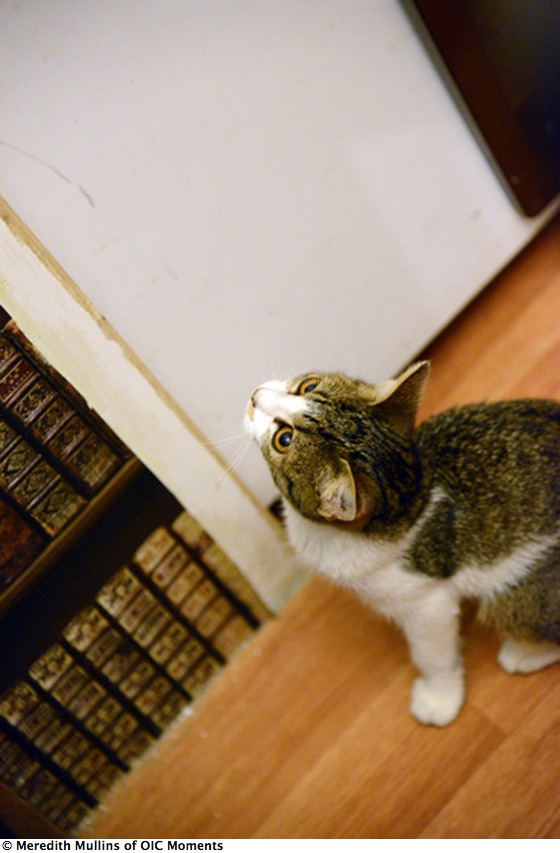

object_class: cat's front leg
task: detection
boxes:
[400,590,464,727]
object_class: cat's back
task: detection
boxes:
[415,398,560,548]
[416,398,560,475]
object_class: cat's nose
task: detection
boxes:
[251,387,273,412]
[250,380,307,420]
[251,385,284,417]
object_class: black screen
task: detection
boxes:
[405,0,560,215]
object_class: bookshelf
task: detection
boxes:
[0,314,269,836]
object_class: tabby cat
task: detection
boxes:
[245,361,560,726]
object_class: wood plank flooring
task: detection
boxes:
[87,213,560,840]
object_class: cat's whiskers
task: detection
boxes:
[214,432,253,485]
[199,423,254,487]
[202,424,248,450]
[265,354,302,386]
[266,350,286,385]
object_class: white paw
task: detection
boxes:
[498,638,560,674]
[410,671,465,727]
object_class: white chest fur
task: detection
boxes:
[282,493,559,625]
[282,496,439,621]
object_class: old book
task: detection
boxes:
[179,576,219,623]
[85,628,124,671]
[132,601,172,649]
[18,765,60,808]
[14,458,87,536]
[16,701,57,742]
[150,689,188,730]
[81,761,122,802]
[194,594,234,640]
[48,419,122,496]
[99,712,140,757]
[82,695,152,768]
[133,678,180,728]
[0,733,36,785]
[49,728,91,774]
[29,644,76,692]
[133,527,207,610]
[43,792,90,832]
[3,319,130,463]
[0,417,19,458]
[58,597,186,739]
[71,746,110,791]
[0,342,38,405]
[164,637,206,683]
[50,663,92,708]
[8,694,89,782]
[0,421,86,535]
[148,621,190,667]
[171,512,213,555]
[0,680,41,726]
[96,564,214,709]
[133,526,176,575]
[172,511,270,622]
[19,380,121,496]
[133,673,174,722]
[165,559,205,608]
[151,543,192,590]
[64,599,156,724]
[115,729,155,765]
[10,376,58,430]
[134,517,268,663]
[118,658,158,701]
[118,586,158,634]
[96,566,144,617]
[131,524,258,675]
[0,677,113,809]
[212,614,255,659]
[66,680,107,722]
[0,327,21,372]
[0,327,125,496]
[81,695,124,740]
[63,606,111,654]
[0,752,79,836]
[36,722,119,803]
[27,638,153,771]
[34,716,75,756]
[101,641,142,687]
[0,496,46,594]
[182,655,222,699]
[0,479,271,835]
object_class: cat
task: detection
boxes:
[244,361,560,726]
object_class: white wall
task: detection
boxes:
[0,0,553,507]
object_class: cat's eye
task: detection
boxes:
[297,378,319,395]
[273,425,293,452]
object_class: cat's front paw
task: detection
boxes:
[410,671,465,727]
[498,638,560,674]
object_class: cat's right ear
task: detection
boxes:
[317,459,357,523]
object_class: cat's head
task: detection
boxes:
[245,361,430,529]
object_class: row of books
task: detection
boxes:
[0,316,131,599]
[0,509,267,833]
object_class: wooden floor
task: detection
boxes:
[87,213,560,840]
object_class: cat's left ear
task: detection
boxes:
[372,360,430,436]
[317,459,357,523]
